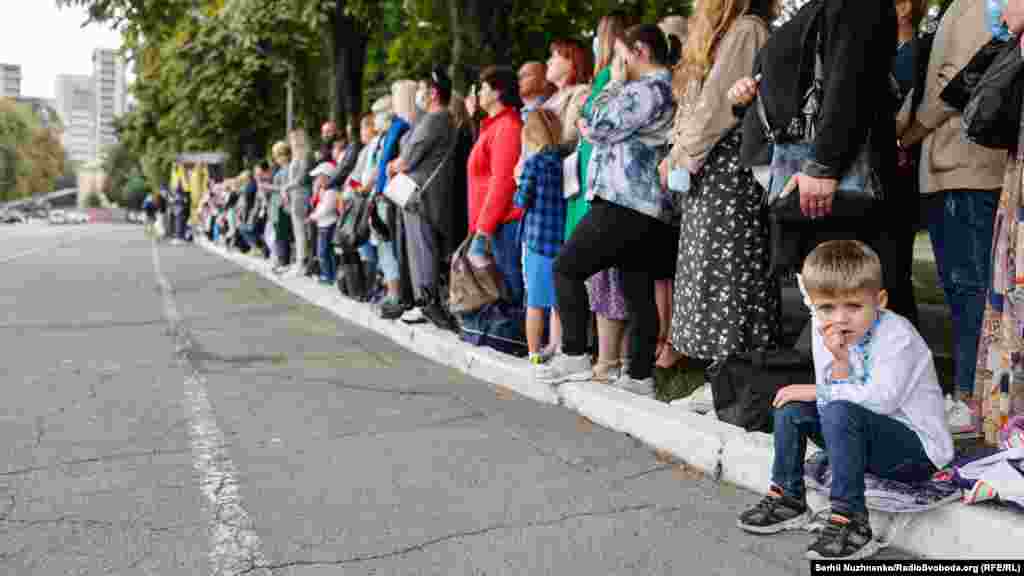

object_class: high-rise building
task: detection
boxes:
[55,75,95,164]
[92,48,127,159]
[0,63,22,98]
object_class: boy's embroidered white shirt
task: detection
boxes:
[811,310,954,470]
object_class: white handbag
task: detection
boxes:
[562,150,580,199]
[383,172,419,209]
[383,141,457,209]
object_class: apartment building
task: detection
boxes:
[55,75,95,164]
[92,48,127,159]
[0,63,22,98]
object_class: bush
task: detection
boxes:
[83,193,103,209]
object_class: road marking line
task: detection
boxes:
[151,241,272,576]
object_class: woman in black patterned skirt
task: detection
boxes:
[662,0,781,406]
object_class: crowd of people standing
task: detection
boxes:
[149,0,1024,561]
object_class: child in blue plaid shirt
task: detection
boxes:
[514,109,567,366]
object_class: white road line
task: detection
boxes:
[151,241,272,576]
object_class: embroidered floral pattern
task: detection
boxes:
[817,314,882,411]
[976,122,1024,445]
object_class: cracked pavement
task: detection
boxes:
[1,223,910,575]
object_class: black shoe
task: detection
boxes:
[422,301,458,332]
[805,512,877,560]
[737,487,810,534]
[379,299,406,320]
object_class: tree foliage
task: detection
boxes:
[56,0,692,188]
[0,98,65,202]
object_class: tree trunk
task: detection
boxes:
[334,1,369,138]
[448,0,465,92]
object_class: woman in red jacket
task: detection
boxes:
[467,66,525,305]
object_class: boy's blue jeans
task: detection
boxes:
[771,401,936,517]
[318,224,337,283]
[924,189,1000,396]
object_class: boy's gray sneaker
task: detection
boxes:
[805,512,879,560]
[737,487,810,534]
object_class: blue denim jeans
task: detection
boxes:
[318,224,337,283]
[240,225,265,256]
[492,221,524,307]
[925,190,1000,395]
[771,401,935,516]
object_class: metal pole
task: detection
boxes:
[286,66,294,134]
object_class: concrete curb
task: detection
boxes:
[197,240,1023,560]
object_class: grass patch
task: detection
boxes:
[912,258,945,308]
[654,357,708,403]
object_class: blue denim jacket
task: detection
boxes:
[585,70,676,222]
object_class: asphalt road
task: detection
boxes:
[0,223,912,575]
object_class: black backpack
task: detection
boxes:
[708,325,814,433]
[334,193,372,253]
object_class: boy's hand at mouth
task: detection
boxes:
[822,323,852,379]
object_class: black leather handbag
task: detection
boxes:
[962,39,1024,150]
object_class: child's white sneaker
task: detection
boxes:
[947,398,978,434]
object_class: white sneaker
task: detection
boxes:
[534,353,592,386]
[947,399,977,434]
[670,383,714,413]
[401,307,426,324]
[613,374,655,398]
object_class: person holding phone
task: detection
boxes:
[539,24,679,397]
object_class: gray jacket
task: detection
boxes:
[399,110,456,213]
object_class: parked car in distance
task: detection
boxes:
[0,211,26,224]
[48,210,67,225]
[68,211,89,224]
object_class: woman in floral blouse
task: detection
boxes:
[537,24,679,398]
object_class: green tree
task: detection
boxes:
[0,98,65,201]
[57,0,694,185]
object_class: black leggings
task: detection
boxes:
[554,199,676,380]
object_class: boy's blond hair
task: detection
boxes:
[801,240,883,297]
[522,109,560,154]
[271,140,291,160]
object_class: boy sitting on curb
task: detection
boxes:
[737,240,953,560]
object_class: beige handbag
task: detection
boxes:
[448,236,504,315]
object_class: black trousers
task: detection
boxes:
[554,199,677,380]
